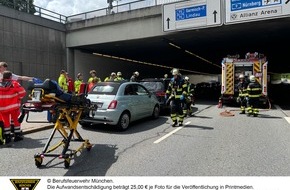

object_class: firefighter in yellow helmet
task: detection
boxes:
[246,75,262,117]
[237,74,249,114]
[165,68,187,127]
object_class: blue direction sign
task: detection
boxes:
[225,0,290,24]
[163,0,222,32]
[231,0,281,11]
[176,5,207,21]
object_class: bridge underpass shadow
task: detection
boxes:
[36,144,118,176]
[250,114,283,119]
[81,116,169,134]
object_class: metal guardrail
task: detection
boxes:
[0,0,67,23]
[66,0,183,23]
[33,5,67,23]
[1,0,182,23]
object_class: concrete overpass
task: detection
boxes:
[65,2,290,80]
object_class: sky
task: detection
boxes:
[33,0,135,16]
[33,0,181,17]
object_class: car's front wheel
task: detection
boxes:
[117,112,130,131]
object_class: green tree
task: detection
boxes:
[0,0,36,14]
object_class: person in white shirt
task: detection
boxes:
[0,62,33,81]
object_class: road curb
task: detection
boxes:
[22,124,54,135]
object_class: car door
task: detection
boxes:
[135,84,153,117]
[123,84,142,120]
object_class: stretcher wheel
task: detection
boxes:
[86,143,92,151]
[35,157,43,168]
[64,158,71,168]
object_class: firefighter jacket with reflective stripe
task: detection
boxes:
[237,81,248,97]
[58,74,68,92]
[186,83,195,96]
[166,76,187,99]
[0,80,26,113]
[74,79,83,93]
[247,82,262,98]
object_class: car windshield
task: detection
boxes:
[141,81,164,91]
[90,83,119,95]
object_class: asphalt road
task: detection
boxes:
[1,100,290,176]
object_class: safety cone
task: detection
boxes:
[217,98,222,108]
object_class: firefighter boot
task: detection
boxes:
[14,132,24,142]
[240,106,245,114]
[179,122,183,126]
[253,108,259,117]
[172,121,178,127]
[4,134,11,144]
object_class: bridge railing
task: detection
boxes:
[34,6,67,23]
[66,0,182,23]
[0,0,182,23]
[0,0,67,23]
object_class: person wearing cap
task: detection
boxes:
[88,70,101,83]
[105,72,117,82]
[74,73,83,94]
[114,71,124,81]
[246,75,262,117]
[0,71,26,144]
[58,70,68,93]
[130,71,139,82]
[165,68,187,127]
[0,62,34,139]
[237,74,249,114]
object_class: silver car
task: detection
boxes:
[80,81,160,130]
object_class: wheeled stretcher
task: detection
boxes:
[21,79,94,168]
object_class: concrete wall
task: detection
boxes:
[66,6,163,47]
[0,5,66,83]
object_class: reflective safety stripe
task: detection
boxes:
[248,95,260,98]
[239,93,248,97]
[0,93,19,99]
[247,88,261,91]
[0,103,20,111]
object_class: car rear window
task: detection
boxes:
[89,83,119,95]
[141,81,164,91]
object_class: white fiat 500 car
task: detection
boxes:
[80,81,160,131]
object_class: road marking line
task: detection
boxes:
[274,104,287,116]
[285,117,290,124]
[274,104,290,124]
[154,121,191,144]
